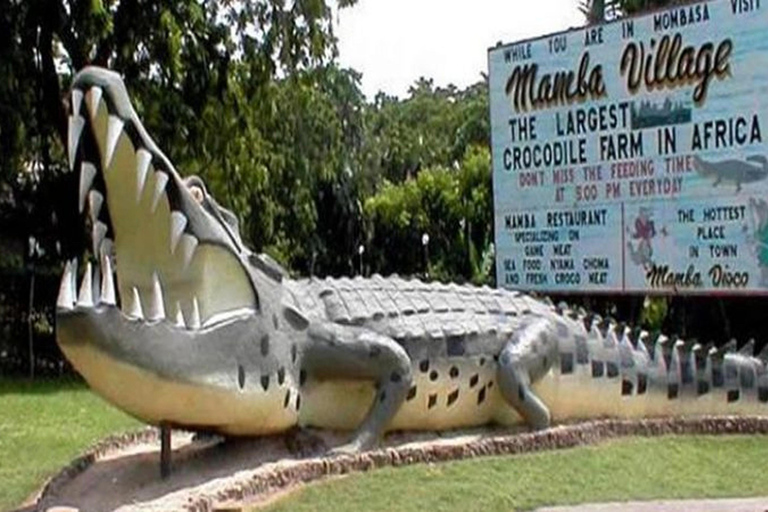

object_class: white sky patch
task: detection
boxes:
[336,0,585,99]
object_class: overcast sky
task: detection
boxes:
[335,0,585,99]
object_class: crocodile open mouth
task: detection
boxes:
[58,67,257,330]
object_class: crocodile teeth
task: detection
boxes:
[69,259,78,297]
[100,254,116,305]
[76,261,94,308]
[91,263,101,305]
[79,162,97,213]
[57,260,76,310]
[188,297,201,330]
[71,89,83,115]
[174,302,185,328]
[68,115,85,171]
[135,148,152,202]
[177,234,198,269]
[151,172,168,213]
[126,286,143,319]
[92,221,108,258]
[86,86,103,120]
[100,238,114,260]
[104,115,124,170]
[169,211,187,255]
[146,273,166,321]
[88,190,104,224]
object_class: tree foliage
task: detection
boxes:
[0,0,359,373]
[363,144,493,284]
[579,0,681,22]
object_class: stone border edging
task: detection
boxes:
[30,416,768,512]
[193,416,768,512]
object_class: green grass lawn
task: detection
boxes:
[0,377,140,511]
[262,435,768,512]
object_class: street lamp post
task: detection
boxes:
[358,244,365,277]
[421,233,430,280]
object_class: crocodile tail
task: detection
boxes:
[537,309,768,422]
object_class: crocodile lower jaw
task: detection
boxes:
[59,341,293,435]
[55,258,297,434]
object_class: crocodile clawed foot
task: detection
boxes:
[329,435,377,456]
[328,443,361,456]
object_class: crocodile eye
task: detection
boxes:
[189,185,204,204]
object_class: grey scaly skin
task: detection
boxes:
[56,67,768,453]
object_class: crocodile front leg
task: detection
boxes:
[497,317,558,429]
[303,321,413,452]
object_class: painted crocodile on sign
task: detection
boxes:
[57,67,768,453]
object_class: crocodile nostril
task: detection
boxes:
[189,185,205,203]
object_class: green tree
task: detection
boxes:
[579,0,676,22]
[0,0,358,255]
[364,77,489,184]
[363,144,493,284]
[0,0,357,374]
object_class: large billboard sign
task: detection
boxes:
[489,0,768,294]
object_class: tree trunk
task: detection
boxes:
[28,268,35,379]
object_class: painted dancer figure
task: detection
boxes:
[627,207,655,268]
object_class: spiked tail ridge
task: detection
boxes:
[537,309,768,423]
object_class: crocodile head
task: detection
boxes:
[56,67,299,434]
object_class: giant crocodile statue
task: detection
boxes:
[56,67,768,454]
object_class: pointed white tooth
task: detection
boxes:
[79,162,97,213]
[86,87,103,120]
[56,261,75,310]
[76,262,93,307]
[135,149,152,202]
[100,254,116,305]
[100,238,114,262]
[71,89,83,115]
[174,302,185,328]
[178,234,198,270]
[91,264,101,305]
[151,172,168,213]
[104,115,124,169]
[88,190,104,224]
[126,287,143,319]
[169,211,187,254]
[69,259,78,297]
[147,273,166,321]
[92,221,108,257]
[188,297,201,330]
[68,115,85,171]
